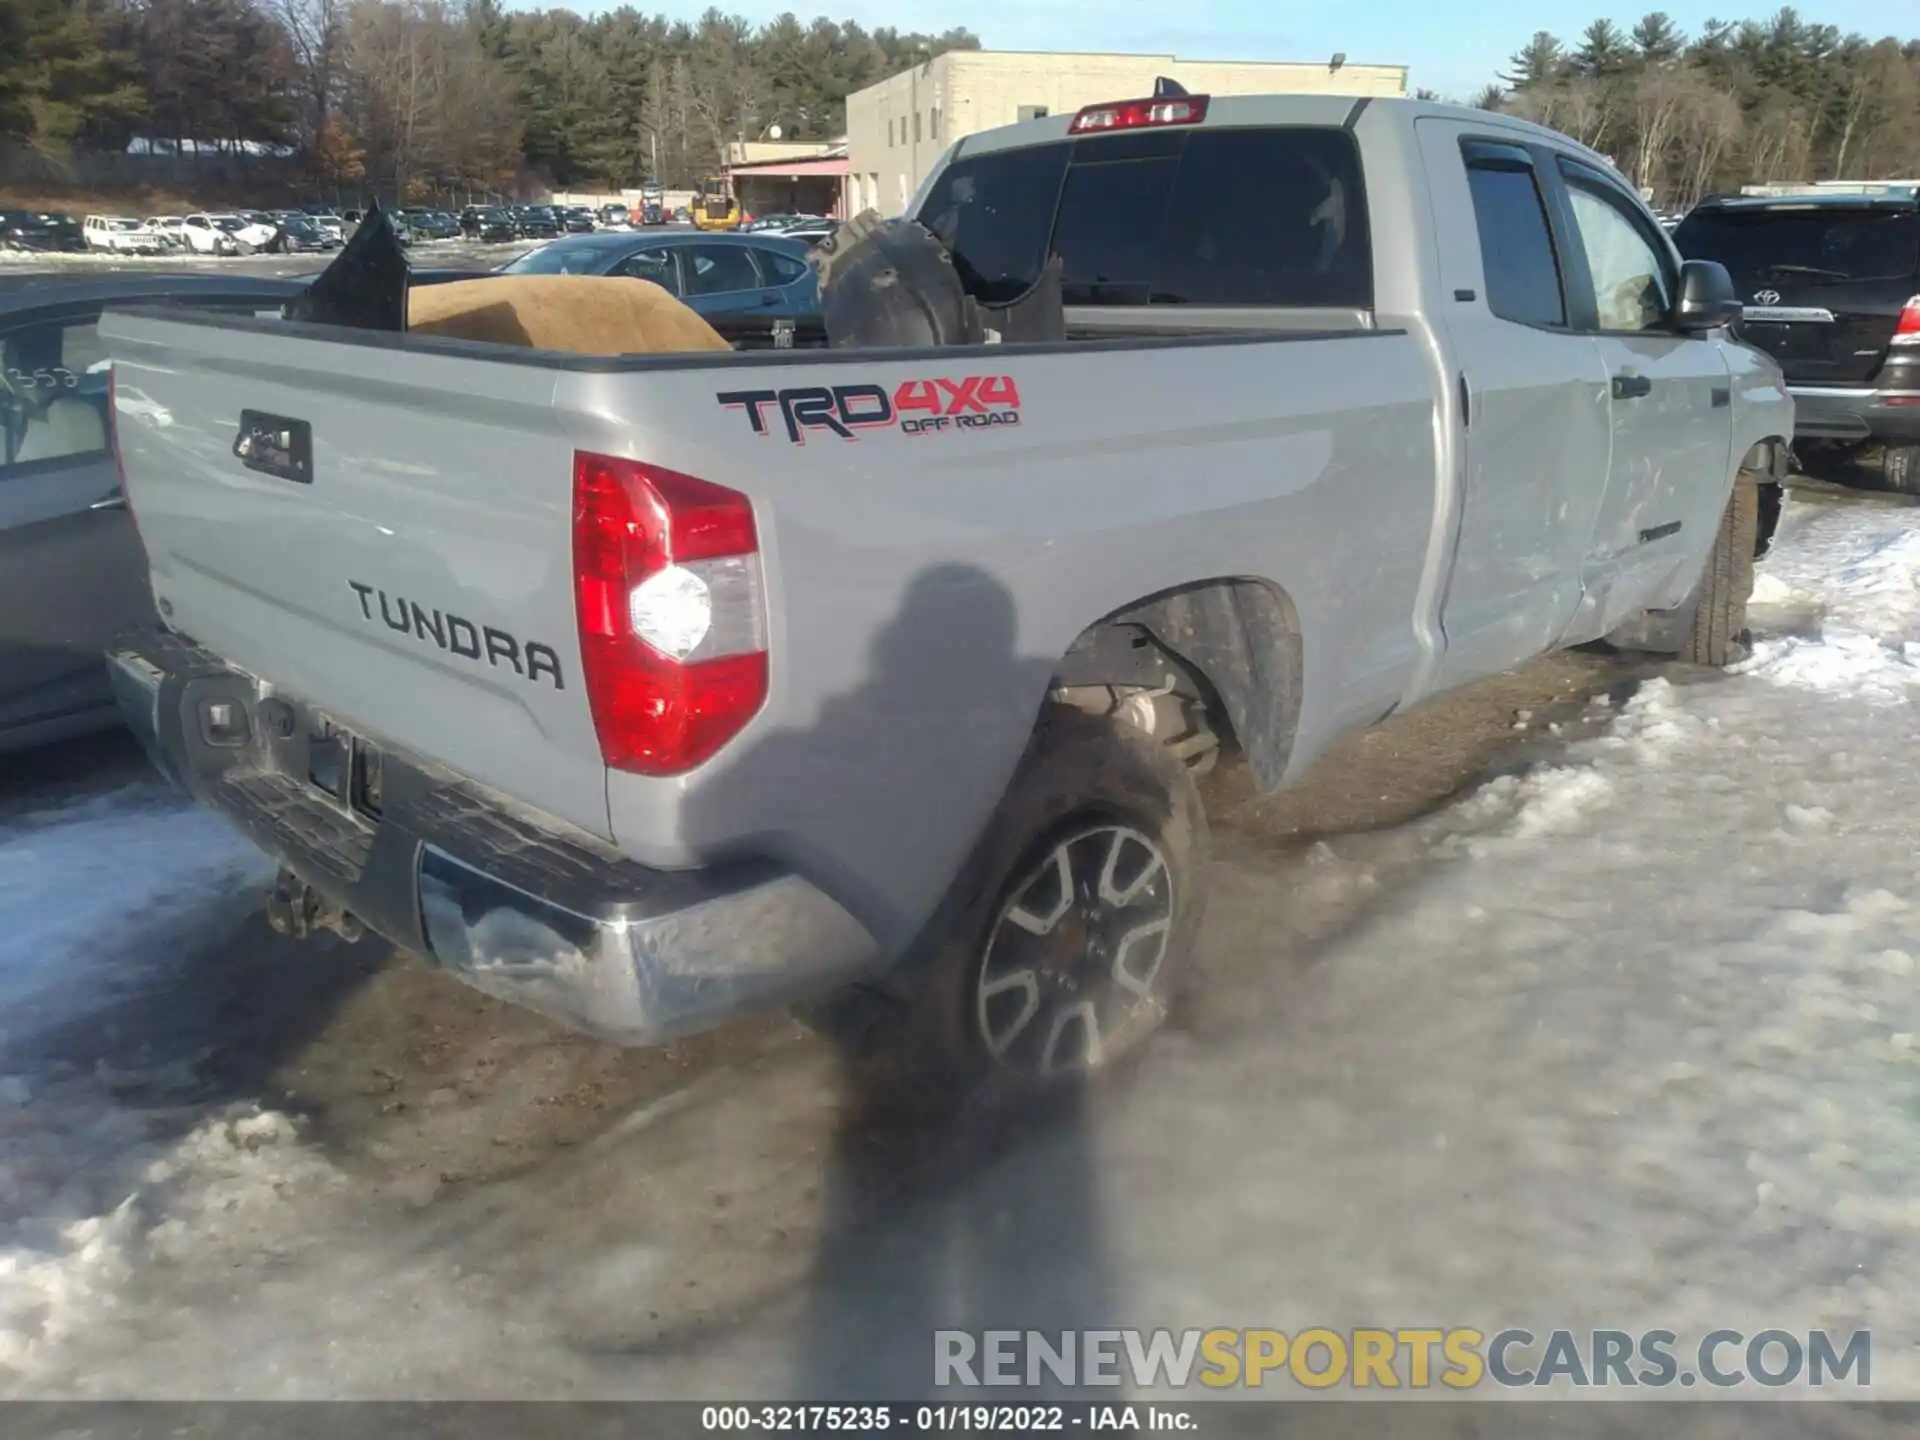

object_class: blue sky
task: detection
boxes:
[531,0,1908,103]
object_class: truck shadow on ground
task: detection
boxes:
[667,563,1124,1397]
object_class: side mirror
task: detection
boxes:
[1673,258,1741,332]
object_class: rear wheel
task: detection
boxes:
[834,706,1209,1110]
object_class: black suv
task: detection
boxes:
[1674,188,1920,492]
[460,205,516,242]
[0,210,85,252]
[511,206,561,240]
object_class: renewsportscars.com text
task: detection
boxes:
[934,1327,1871,1390]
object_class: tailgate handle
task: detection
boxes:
[1611,373,1652,400]
[233,410,313,485]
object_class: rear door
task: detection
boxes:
[1674,202,1920,384]
[749,246,815,314]
[1414,121,1613,689]
[1550,155,1732,616]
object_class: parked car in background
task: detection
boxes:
[598,203,632,228]
[0,210,85,253]
[83,216,165,254]
[0,273,304,753]
[780,217,841,247]
[180,213,241,255]
[221,213,279,249]
[560,206,597,233]
[398,207,460,241]
[1674,187,1920,493]
[147,217,190,250]
[496,229,818,317]
[272,214,341,252]
[302,207,346,241]
[510,206,562,240]
[461,206,518,242]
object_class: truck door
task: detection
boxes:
[1414,120,1613,690]
[1548,155,1733,625]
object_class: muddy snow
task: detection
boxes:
[2,488,1920,1401]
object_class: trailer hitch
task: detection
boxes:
[265,868,365,943]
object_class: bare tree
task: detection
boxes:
[1745,94,1812,183]
[268,0,343,144]
[1627,67,1691,192]
[1673,78,1741,206]
[1510,75,1616,151]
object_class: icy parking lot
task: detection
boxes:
[3,488,1920,1401]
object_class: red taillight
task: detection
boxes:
[571,451,767,776]
[1892,296,1920,347]
[1068,94,1210,135]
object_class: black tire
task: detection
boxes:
[1755,479,1783,559]
[1886,444,1920,497]
[825,706,1209,1112]
[1677,468,1759,667]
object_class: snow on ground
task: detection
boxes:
[0,782,312,1384]
[0,785,265,1029]
[4,491,1920,1401]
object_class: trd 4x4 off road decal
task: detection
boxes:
[717,377,1022,444]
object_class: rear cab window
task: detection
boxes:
[916,124,1371,309]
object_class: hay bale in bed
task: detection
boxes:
[406,275,731,356]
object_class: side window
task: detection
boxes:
[1559,165,1674,333]
[756,250,809,284]
[683,245,762,296]
[1462,149,1567,328]
[1,318,111,472]
[615,247,680,293]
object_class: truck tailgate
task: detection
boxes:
[101,308,612,840]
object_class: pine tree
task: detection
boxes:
[0,0,145,153]
[1502,31,1567,88]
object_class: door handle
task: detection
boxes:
[1612,373,1653,400]
[88,490,127,511]
[759,293,779,307]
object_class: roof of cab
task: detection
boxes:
[947,94,1614,176]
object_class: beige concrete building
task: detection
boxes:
[845,50,1407,216]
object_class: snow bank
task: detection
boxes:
[1737,497,1920,700]
[0,1103,339,1382]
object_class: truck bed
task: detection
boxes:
[101,301,1439,955]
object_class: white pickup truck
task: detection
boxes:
[100,95,1792,1099]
